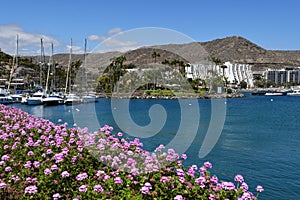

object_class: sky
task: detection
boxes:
[1,0,300,56]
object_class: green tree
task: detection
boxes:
[240,80,247,89]
[220,64,228,88]
[152,51,161,63]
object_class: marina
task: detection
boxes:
[6,94,300,200]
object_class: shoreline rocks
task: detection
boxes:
[97,92,245,100]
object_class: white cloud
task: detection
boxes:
[103,37,139,51]
[87,35,105,41]
[87,28,124,42]
[107,28,123,36]
[0,24,60,55]
[66,44,83,54]
[88,28,139,52]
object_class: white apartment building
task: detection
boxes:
[264,68,300,84]
[185,61,254,88]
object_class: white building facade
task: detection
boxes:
[185,61,254,88]
[264,68,300,84]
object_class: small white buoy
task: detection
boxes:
[188,103,192,106]
[270,99,273,102]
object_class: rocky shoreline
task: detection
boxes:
[97,92,245,100]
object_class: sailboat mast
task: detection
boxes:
[45,43,53,92]
[64,38,72,94]
[7,35,19,91]
[84,38,88,94]
[39,38,45,88]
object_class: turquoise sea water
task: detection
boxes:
[11,95,300,200]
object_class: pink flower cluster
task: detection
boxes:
[0,104,263,199]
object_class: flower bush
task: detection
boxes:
[0,104,263,199]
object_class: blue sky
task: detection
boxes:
[1,0,300,55]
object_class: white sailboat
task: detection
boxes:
[64,39,82,105]
[5,35,18,104]
[27,38,46,105]
[80,39,98,103]
[43,43,64,106]
[0,88,13,104]
[27,90,46,105]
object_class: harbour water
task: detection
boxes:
[10,94,300,199]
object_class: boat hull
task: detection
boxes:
[265,92,283,96]
[0,97,13,104]
[27,99,44,105]
[43,99,64,106]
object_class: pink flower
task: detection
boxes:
[32,178,38,183]
[210,176,219,184]
[256,185,264,192]
[144,182,152,190]
[160,176,170,183]
[240,182,249,192]
[117,132,123,137]
[76,173,88,181]
[46,149,53,154]
[51,164,58,170]
[222,182,236,190]
[53,193,61,199]
[234,174,244,183]
[12,175,20,181]
[179,176,185,183]
[44,168,52,175]
[174,195,184,200]
[0,182,7,189]
[204,161,212,168]
[96,170,105,176]
[93,184,104,192]
[140,186,149,194]
[24,185,38,194]
[33,161,40,168]
[24,161,31,168]
[181,154,187,160]
[176,168,185,177]
[114,177,123,185]
[61,171,70,178]
[53,153,64,163]
[27,151,34,156]
[79,185,87,192]
[1,155,10,161]
[5,166,12,172]
[195,176,206,187]
[26,177,32,183]
[199,166,207,173]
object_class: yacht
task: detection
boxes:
[0,89,13,104]
[27,91,46,105]
[10,93,23,103]
[82,93,98,103]
[265,92,283,96]
[64,93,82,105]
[287,90,300,96]
[43,93,64,106]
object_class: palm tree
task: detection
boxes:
[108,55,127,92]
[162,59,170,65]
[210,56,222,66]
[152,51,160,63]
[220,64,228,88]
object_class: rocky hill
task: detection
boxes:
[154,36,300,71]
[3,36,300,73]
